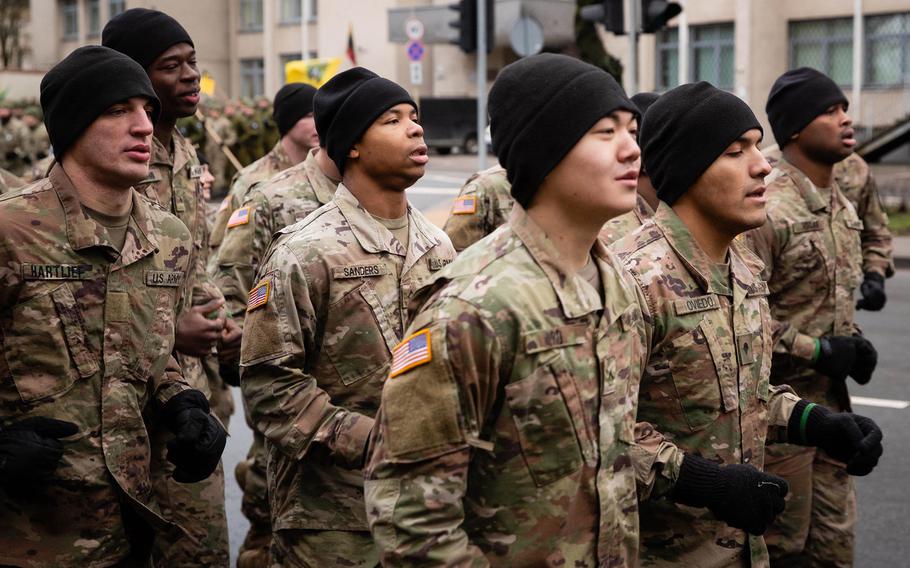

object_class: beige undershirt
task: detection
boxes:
[83,205,131,251]
[372,213,410,252]
[578,254,605,304]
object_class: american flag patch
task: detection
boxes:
[218,197,232,212]
[246,281,270,312]
[389,329,432,378]
[227,206,251,228]
[451,196,477,215]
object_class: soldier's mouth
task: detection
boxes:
[409,145,429,166]
[841,129,856,148]
[745,185,766,201]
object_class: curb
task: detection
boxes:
[896,257,910,270]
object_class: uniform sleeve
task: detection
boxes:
[209,192,275,327]
[764,384,803,443]
[152,353,193,407]
[855,173,894,278]
[239,244,373,469]
[208,193,240,251]
[743,219,817,361]
[630,422,685,500]
[364,300,502,567]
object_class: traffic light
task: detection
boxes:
[640,0,682,33]
[449,0,495,54]
[580,0,625,36]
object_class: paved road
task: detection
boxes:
[220,154,910,565]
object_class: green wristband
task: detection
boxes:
[812,338,821,362]
[799,402,817,445]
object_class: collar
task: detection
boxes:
[634,194,656,223]
[271,141,294,172]
[304,148,338,205]
[508,205,604,319]
[775,156,830,213]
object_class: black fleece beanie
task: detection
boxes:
[313,67,416,174]
[642,82,762,206]
[631,92,660,117]
[40,45,161,160]
[274,83,317,137]
[489,53,639,208]
[102,8,194,69]
[766,67,848,148]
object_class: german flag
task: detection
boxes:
[346,23,357,66]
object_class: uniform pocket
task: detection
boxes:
[324,282,397,386]
[505,364,590,487]
[602,306,644,444]
[2,284,98,402]
[666,322,724,431]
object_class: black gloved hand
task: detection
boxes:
[788,400,883,476]
[813,336,860,382]
[161,390,227,483]
[850,336,877,385]
[672,454,789,535]
[0,417,78,486]
[856,272,886,311]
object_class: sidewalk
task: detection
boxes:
[894,236,910,270]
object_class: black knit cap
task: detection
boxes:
[274,83,317,137]
[766,67,848,147]
[313,67,416,173]
[631,92,660,116]
[102,8,194,69]
[40,45,161,160]
[489,53,639,208]
[642,82,762,206]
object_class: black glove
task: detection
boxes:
[161,390,227,483]
[851,336,877,385]
[0,417,78,486]
[856,272,886,311]
[813,336,859,383]
[788,400,883,476]
[218,360,240,387]
[672,454,789,535]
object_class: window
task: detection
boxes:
[655,27,679,91]
[308,0,317,21]
[865,12,910,87]
[61,0,78,39]
[240,0,263,31]
[690,23,734,89]
[241,58,265,98]
[87,0,101,36]
[789,18,853,87]
[109,0,125,18]
[280,53,302,84]
[279,0,301,23]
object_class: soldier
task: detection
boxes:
[212,121,340,566]
[240,67,455,567]
[0,167,25,195]
[600,91,660,245]
[18,107,50,171]
[204,104,238,197]
[441,163,511,252]
[0,106,22,174]
[611,80,883,567]
[235,103,263,167]
[210,82,319,250]
[365,53,671,566]
[103,9,235,566]
[0,45,225,567]
[745,68,883,567]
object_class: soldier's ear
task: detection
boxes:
[348,145,359,160]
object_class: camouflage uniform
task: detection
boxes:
[744,157,866,567]
[0,167,25,195]
[137,131,230,567]
[600,194,655,245]
[0,117,24,174]
[0,165,194,566]
[442,164,513,252]
[210,141,294,251]
[205,114,238,196]
[211,147,337,567]
[19,122,50,170]
[611,203,801,567]
[365,205,681,567]
[240,184,455,567]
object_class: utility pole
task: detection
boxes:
[476,0,487,170]
[628,0,638,94]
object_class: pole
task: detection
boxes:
[476,0,487,170]
[302,0,310,60]
[852,0,863,132]
[628,0,639,94]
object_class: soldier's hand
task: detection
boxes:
[218,317,243,362]
[0,417,78,486]
[789,401,883,476]
[672,454,788,535]
[850,336,877,385]
[856,272,886,311]
[176,298,226,357]
[161,390,228,483]
[812,336,859,382]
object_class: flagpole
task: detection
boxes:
[301,0,310,60]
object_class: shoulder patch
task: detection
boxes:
[389,329,432,378]
[218,196,232,212]
[247,280,271,311]
[673,294,720,316]
[793,219,821,233]
[451,196,477,215]
[227,206,252,228]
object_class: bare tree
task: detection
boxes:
[0,0,29,69]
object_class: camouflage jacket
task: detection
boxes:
[744,157,864,409]
[0,165,194,566]
[365,205,681,567]
[442,164,513,252]
[0,168,25,195]
[210,147,337,327]
[833,152,894,278]
[600,194,655,245]
[239,184,455,533]
[611,204,800,568]
[210,141,294,250]
[137,130,222,396]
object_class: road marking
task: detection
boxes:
[408,186,461,196]
[851,396,909,409]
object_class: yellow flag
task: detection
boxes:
[285,57,342,88]
[200,72,216,96]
